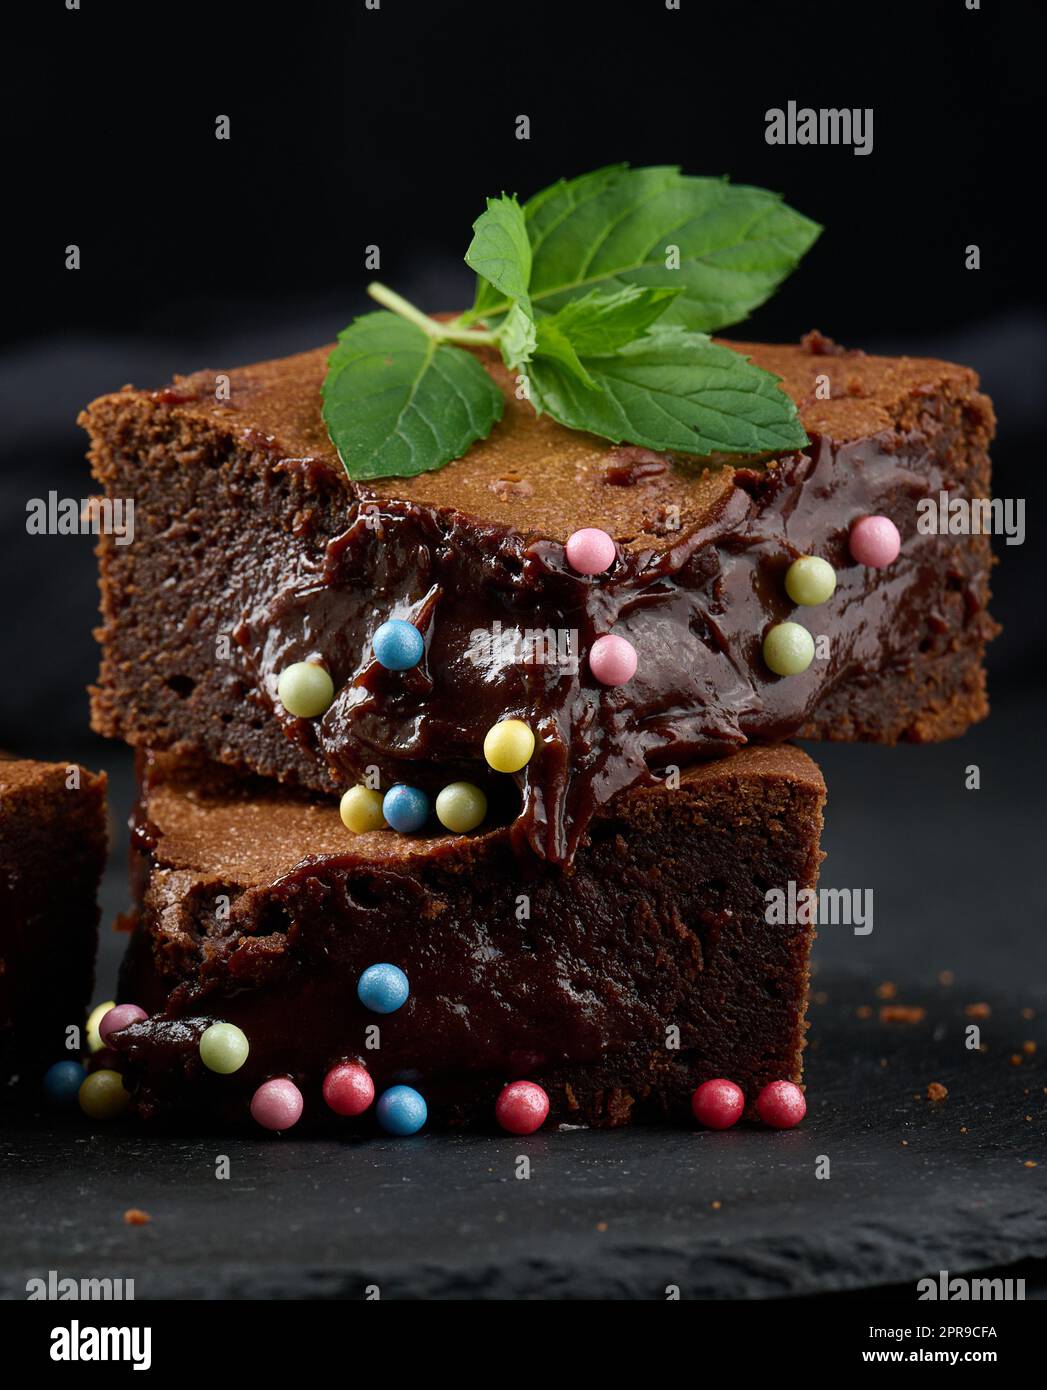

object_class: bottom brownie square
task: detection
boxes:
[0,759,108,1084]
[109,744,825,1129]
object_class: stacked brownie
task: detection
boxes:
[80,332,994,1129]
[113,746,824,1127]
[0,759,108,1084]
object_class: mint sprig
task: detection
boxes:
[323,165,820,481]
[468,165,820,333]
[537,285,682,358]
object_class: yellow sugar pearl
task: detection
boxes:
[277,661,335,718]
[435,782,488,834]
[86,1000,116,1053]
[483,719,535,774]
[78,1068,131,1121]
[340,785,386,834]
[763,622,815,676]
[785,555,837,607]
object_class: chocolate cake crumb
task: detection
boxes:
[880,1005,926,1024]
[602,446,671,485]
[800,329,851,356]
[489,476,534,500]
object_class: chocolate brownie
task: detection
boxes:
[82,333,994,863]
[0,759,108,1084]
[108,744,825,1129]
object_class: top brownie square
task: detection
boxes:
[81,333,994,863]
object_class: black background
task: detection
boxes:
[6,0,1043,341]
[1,0,1045,1303]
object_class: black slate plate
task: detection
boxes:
[2,974,1043,1300]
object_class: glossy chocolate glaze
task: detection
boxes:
[233,426,989,863]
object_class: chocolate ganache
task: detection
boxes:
[237,426,987,864]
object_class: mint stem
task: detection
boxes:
[367,283,498,346]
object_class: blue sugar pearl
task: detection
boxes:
[358,962,410,1015]
[382,784,430,834]
[372,619,425,672]
[43,1059,87,1106]
[376,1084,427,1136]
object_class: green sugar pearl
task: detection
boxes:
[277,661,335,718]
[763,621,815,676]
[785,555,837,607]
[435,781,488,834]
[199,1022,250,1075]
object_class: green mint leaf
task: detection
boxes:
[533,318,597,389]
[528,284,679,391]
[527,329,808,457]
[474,165,625,316]
[474,165,820,332]
[465,194,532,308]
[538,284,679,356]
[499,302,537,374]
[322,311,504,480]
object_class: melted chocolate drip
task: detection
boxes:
[233,430,982,864]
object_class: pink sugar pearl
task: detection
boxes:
[98,1004,147,1044]
[495,1080,550,1135]
[756,1080,807,1129]
[589,634,637,686]
[322,1062,375,1117]
[849,514,901,568]
[691,1078,745,1130]
[565,527,616,576]
[250,1078,304,1132]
